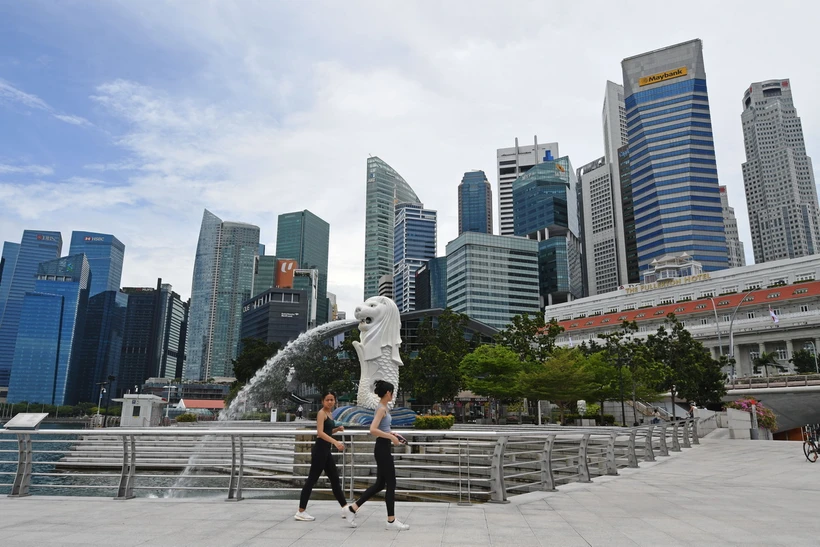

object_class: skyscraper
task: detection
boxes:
[513,156,583,306]
[76,290,128,402]
[719,186,746,268]
[578,157,621,296]
[415,257,447,310]
[8,254,90,405]
[393,202,437,313]
[0,230,62,387]
[276,210,330,324]
[185,210,259,380]
[622,39,728,276]
[741,79,820,263]
[496,138,559,236]
[445,232,540,330]
[120,281,189,395]
[363,156,421,299]
[252,254,278,298]
[0,242,21,322]
[68,231,125,297]
[458,170,492,235]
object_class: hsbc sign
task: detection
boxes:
[83,236,106,242]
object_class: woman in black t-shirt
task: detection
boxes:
[294,391,350,521]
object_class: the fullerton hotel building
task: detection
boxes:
[547,254,820,377]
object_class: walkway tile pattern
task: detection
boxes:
[2,436,820,546]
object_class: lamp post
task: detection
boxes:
[727,289,758,387]
[163,384,176,421]
[708,297,723,356]
[97,386,106,427]
[806,341,819,375]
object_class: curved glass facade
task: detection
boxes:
[363,157,420,299]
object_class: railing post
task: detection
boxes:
[115,435,136,500]
[347,433,356,501]
[681,420,691,448]
[489,435,509,503]
[605,433,618,475]
[227,435,244,501]
[627,429,639,468]
[658,424,669,456]
[671,421,681,452]
[9,433,32,497]
[540,434,556,491]
[578,434,591,483]
[643,426,655,462]
[691,418,700,445]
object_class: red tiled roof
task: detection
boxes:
[557,280,820,333]
[179,399,225,409]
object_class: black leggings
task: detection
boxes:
[298,442,347,509]
[355,437,396,517]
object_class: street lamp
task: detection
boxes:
[806,342,819,375]
[97,386,106,427]
[727,289,758,387]
[163,384,177,421]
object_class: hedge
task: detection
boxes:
[414,415,454,429]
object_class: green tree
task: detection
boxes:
[290,338,360,397]
[646,314,726,416]
[232,338,282,384]
[790,349,818,374]
[583,351,620,420]
[517,348,593,422]
[402,309,472,405]
[495,313,563,362]
[753,351,787,377]
[460,345,523,401]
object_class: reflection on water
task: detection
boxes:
[0,424,299,499]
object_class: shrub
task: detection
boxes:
[414,414,452,429]
[595,414,615,426]
[583,403,601,418]
[726,397,777,430]
[176,413,197,423]
[308,411,318,420]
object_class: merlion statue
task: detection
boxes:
[353,296,403,410]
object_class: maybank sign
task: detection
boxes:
[639,67,687,87]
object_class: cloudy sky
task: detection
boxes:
[1,1,818,315]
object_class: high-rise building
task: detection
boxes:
[415,257,447,310]
[513,156,583,306]
[617,144,640,284]
[252,255,278,298]
[363,156,421,299]
[622,39,728,277]
[276,210,330,324]
[378,274,393,299]
[458,171,492,235]
[445,232,540,330]
[0,242,21,322]
[68,231,125,297]
[241,287,309,347]
[603,81,629,165]
[393,202,437,313]
[185,210,259,380]
[578,157,621,296]
[8,255,90,405]
[120,281,189,396]
[496,138,559,236]
[0,230,62,387]
[741,79,820,263]
[77,290,129,402]
[719,186,746,268]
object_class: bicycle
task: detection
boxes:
[802,424,819,463]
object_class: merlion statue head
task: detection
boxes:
[354,296,402,362]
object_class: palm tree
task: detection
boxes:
[753,351,787,378]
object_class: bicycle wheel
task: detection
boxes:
[804,441,818,462]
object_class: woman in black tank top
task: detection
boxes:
[295,391,350,521]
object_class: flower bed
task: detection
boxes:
[726,397,777,431]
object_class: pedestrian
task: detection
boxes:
[689,402,697,418]
[294,392,349,521]
[652,408,661,424]
[346,380,410,531]
[296,405,303,420]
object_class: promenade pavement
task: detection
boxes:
[2,431,820,546]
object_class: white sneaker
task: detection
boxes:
[342,504,351,518]
[347,507,358,528]
[386,519,410,531]
[294,511,315,521]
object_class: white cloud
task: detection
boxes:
[0,78,92,126]
[0,163,54,176]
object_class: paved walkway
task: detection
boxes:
[3,433,820,546]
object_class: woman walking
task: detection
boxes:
[295,391,350,521]
[346,380,409,531]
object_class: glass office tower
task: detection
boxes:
[68,231,125,297]
[512,156,583,306]
[363,156,421,299]
[622,39,728,276]
[415,257,447,310]
[8,255,90,405]
[0,242,21,322]
[276,210,330,324]
[0,231,62,387]
[393,203,437,313]
[77,290,128,402]
[185,210,259,380]
[458,170,493,235]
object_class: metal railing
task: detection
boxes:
[725,374,820,390]
[0,419,699,503]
